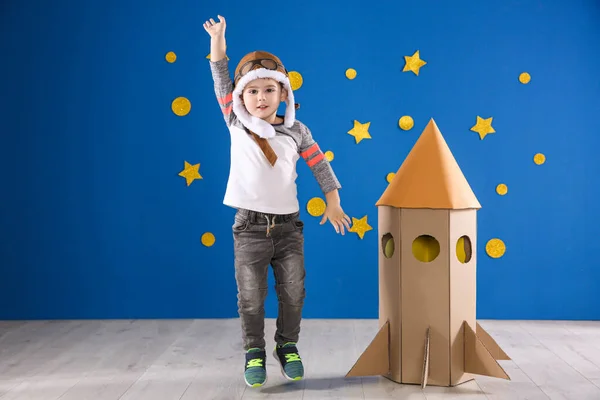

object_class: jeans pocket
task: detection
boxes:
[232,218,249,232]
[293,219,304,232]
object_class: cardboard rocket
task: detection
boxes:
[346,119,511,388]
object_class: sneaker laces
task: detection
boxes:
[247,358,264,368]
[278,342,301,362]
[284,353,301,362]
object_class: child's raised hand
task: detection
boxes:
[203,15,226,38]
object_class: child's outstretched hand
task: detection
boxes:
[203,15,226,38]
[320,203,352,235]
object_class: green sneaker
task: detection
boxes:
[273,342,304,381]
[244,348,267,387]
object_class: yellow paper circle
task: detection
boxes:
[399,116,414,131]
[288,71,303,90]
[534,153,545,165]
[201,232,215,247]
[486,238,506,258]
[165,51,176,63]
[346,68,357,79]
[172,97,191,116]
[307,197,326,217]
[496,183,508,195]
[386,172,396,183]
[324,150,334,162]
[519,72,531,84]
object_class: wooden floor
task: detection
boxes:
[1,319,599,399]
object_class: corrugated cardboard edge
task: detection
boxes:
[464,321,510,380]
[346,320,390,377]
[476,322,511,360]
[421,327,431,388]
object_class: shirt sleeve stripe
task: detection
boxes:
[306,152,325,167]
[300,143,320,159]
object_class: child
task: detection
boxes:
[203,15,351,388]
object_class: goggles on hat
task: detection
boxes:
[234,58,287,85]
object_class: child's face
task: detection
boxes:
[242,78,288,122]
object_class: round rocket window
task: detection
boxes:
[456,235,472,263]
[412,235,440,262]
[381,233,394,258]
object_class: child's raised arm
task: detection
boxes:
[203,15,226,61]
[203,15,236,126]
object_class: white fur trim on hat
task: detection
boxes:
[232,68,295,139]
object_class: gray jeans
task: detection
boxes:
[232,208,306,351]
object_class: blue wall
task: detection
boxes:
[1,0,599,320]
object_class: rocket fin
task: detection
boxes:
[476,321,511,360]
[421,327,431,388]
[346,320,390,377]
[464,322,510,380]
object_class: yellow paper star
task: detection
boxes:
[470,116,496,140]
[347,120,371,144]
[349,215,373,239]
[179,161,202,186]
[403,50,427,75]
[206,53,229,60]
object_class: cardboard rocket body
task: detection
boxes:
[347,119,511,387]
